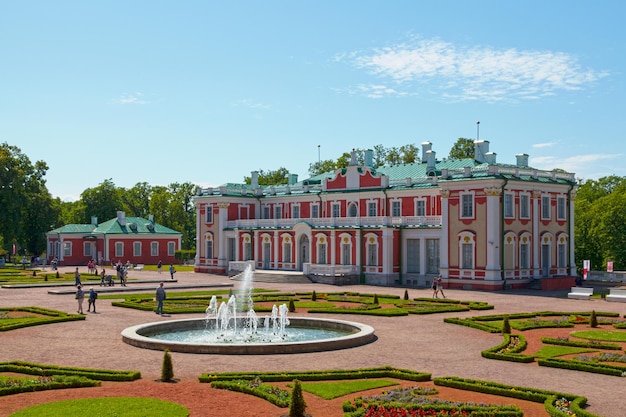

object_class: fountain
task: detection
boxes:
[121,265,375,354]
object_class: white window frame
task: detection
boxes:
[520,233,531,270]
[504,193,514,218]
[331,202,340,218]
[151,242,159,256]
[348,202,358,217]
[460,193,474,219]
[291,204,300,219]
[557,234,568,268]
[367,201,377,217]
[205,236,213,259]
[205,205,213,223]
[133,241,142,257]
[83,241,92,257]
[63,241,72,257]
[557,196,566,220]
[263,205,271,219]
[365,234,378,266]
[541,195,551,220]
[340,234,352,265]
[520,194,530,219]
[391,200,401,217]
[283,240,292,264]
[415,199,426,217]
[458,232,475,270]
[311,203,319,219]
[274,205,282,219]
[168,242,175,256]
[115,242,124,258]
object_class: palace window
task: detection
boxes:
[311,204,319,218]
[283,240,292,263]
[274,205,282,219]
[557,196,566,220]
[367,201,377,217]
[504,193,514,218]
[541,195,551,220]
[406,239,420,273]
[115,242,124,258]
[205,236,213,259]
[391,200,401,217]
[415,200,426,217]
[317,242,327,264]
[348,202,358,217]
[168,242,175,256]
[520,194,530,219]
[331,203,340,218]
[151,242,159,256]
[205,205,213,223]
[458,232,475,270]
[461,193,474,219]
[425,239,439,274]
[133,242,142,257]
[292,205,300,219]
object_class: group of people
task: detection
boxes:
[431,275,446,298]
[75,285,98,314]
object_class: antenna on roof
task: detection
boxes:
[476,121,480,141]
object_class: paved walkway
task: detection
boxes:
[1,267,625,417]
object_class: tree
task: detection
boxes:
[308,159,337,177]
[0,143,57,258]
[449,138,475,160]
[243,167,290,186]
[399,144,419,164]
[81,179,123,224]
[121,182,152,218]
[289,380,307,417]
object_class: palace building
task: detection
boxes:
[193,140,577,291]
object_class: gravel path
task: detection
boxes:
[1,267,625,417]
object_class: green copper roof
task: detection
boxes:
[48,216,181,235]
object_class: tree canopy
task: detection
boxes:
[448,138,475,160]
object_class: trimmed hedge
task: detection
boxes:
[0,375,99,396]
[0,307,85,331]
[0,361,141,381]
[538,357,626,377]
[541,337,622,350]
[481,334,535,363]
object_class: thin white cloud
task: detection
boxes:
[531,153,622,174]
[532,142,557,148]
[338,37,606,102]
[233,98,270,110]
[116,92,148,105]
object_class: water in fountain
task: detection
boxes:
[203,265,290,342]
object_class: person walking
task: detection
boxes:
[436,275,446,299]
[87,288,98,313]
[157,260,162,274]
[74,267,82,286]
[431,278,438,298]
[76,285,85,314]
[169,264,176,280]
[155,282,166,315]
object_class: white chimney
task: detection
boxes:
[421,141,432,162]
[117,211,126,226]
[251,171,259,188]
[91,216,98,226]
[516,153,529,168]
[426,150,436,174]
[485,152,497,164]
[474,140,490,163]
[364,149,374,167]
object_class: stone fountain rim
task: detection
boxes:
[121,316,376,355]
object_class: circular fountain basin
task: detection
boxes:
[122,317,375,354]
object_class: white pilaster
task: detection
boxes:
[217,203,229,267]
[484,187,501,278]
[439,189,450,271]
[532,190,541,278]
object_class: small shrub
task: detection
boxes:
[288,299,296,313]
[56,271,60,278]
[590,310,598,328]
[161,349,174,382]
[502,316,511,334]
[311,291,317,301]
[289,379,307,417]
[373,294,379,305]
[403,290,409,300]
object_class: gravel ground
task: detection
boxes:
[1,267,625,417]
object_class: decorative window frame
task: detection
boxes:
[541,195,551,220]
[167,242,175,256]
[366,200,377,217]
[310,203,320,219]
[519,232,532,270]
[205,233,214,259]
[151,241,159,257]
[458,231,475,270]
[315,233,327,264]
[556,195,567,220]
[339,232,353,265]
[390,199,402,217]
[460,192,475,220]
[414,198,426,217]
[205,204,213,224]
[115,242,123,258]
[281,233,292,264]
[331,202,341,218]
[133,241,142,257]
[364,233,379,266]
[291,203,300,219]
[519,193,531,219]
[347,201,358,217]
[504,193,514,218]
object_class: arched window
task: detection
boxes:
[242,234,252,261]
[503,232,516,271]
[519,232,532,270]
[364,233,379,266]
[339,233,352,265]
[557,233,568,269]
[205,234,213,259]
[458,231,475,270]
[281,234,292,264]
[315,234,327,264]
[348,202,358,217]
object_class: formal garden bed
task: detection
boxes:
[0,307,84,331]
[445,310,626,377]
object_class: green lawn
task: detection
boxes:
[299,379,399,399]
[8,397,188,417]
[570,330,626,342]
[533,345,597,359]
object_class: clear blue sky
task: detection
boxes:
[1,1,623,201]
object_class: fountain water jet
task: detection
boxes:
[121,265,375,354]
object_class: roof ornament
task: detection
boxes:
[349,148,358,166]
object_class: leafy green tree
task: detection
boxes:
[449,138,475,160]
[244,167,290,186]
[81,179,123,224]
[399,144,419,164]
[308,159,337,176]
[121,182,152,218]
[0,143,57,257]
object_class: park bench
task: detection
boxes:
[567,287,593,300]
[606,288,626,303]
[133,264,145,271]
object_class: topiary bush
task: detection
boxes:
[288,299,296,313]
[161,349,174,382]
[502,316,511,334]
[289,379,307,417]
[590,310,598,328]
